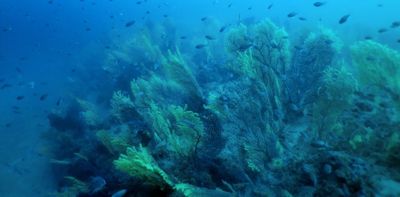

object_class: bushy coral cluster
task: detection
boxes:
[43,17,400,196]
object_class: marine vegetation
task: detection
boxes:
[43,18,400,197]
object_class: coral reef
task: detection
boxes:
[43,18,400,196]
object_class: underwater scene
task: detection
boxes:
[1,0,400,196]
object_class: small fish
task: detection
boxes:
[205,35,216,40]
[0,83,12,89]
[338,14,350,24]
[313,2,326,7]
[227,3,232,8]
[40,94,48,101]
[298,17,307,21]
[237,43,252,51]
[112,189,128,197]
[50,159,71,165]
[12,106,20,110]
[201,17,207,21]
[378,28,388,33]
[364,36,373,40]
[195,44,206,49]
[125,20,135,27]
[56,98,63,106]
[180,36,187,40]
[397,39,400,43]
[16,67,22,74]
[287,12,298,18]
[267,4,273,10]
[5,123,12,128]
[16,96,24,100]
[391,21,400,28]
[2,27,12,32]
[219,25,228,33]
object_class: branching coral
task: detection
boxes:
[130,74,183,110]
[103,30,163,77]
[76,98,101,127]
[242,125,285,173]
[224,19,292,131]
[348,41,400,164]
[288,27,342,106]
[225,24,252,54]
[146,102,205,158]
[161,49,204,110]
[114,145,174,188]
[96,128,132,155]
[110,91,137,122]
[310,65,357,139]
[252,19,291,75]
[61,176,89,196]
[46,16,400,197]
[351,40,400,105]
[168,105,205,157]
[130,48,203,112]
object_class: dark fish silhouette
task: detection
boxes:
[364,36,373,40]
[16,96,24,100]
[378,28,388,33]
[299,17,307,21]
[16,67,22,74]
[40,94,48,101]
[267,4,273,10]
[287,12,298,18]
[205,35,216,40]
[125,20,135,27]
[219,25,228,33]
[391,21,400,28]
[339,14,350,24]
[56,98,63,106]
[195,44,206,49]
[313,2,326,7]
[201,17,207,21]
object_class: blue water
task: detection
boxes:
[1,0,400,196]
